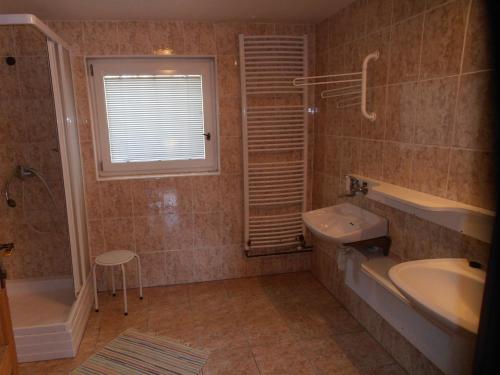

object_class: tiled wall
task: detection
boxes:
[313,0,493,262]
[0,25,72,279]
[311,0,492,373]
[47,20,315,288]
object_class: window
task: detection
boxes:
[87,57,219,178]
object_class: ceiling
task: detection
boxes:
[0,0,354,23]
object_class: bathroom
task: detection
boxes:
[0,0,497,374]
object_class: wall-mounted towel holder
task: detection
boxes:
[293,51,379,121]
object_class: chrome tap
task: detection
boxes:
[340,176,368,197]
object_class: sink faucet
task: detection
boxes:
[340,176,368,197]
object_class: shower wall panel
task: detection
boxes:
[0,25,72,279]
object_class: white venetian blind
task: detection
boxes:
[103,74,206,163]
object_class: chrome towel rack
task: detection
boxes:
[293,51,379,121]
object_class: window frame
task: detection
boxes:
[86,56,220,180]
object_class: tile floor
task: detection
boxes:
[19,272,406,374]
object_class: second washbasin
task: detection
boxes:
[302,203,388,244]
[389,258,486,335]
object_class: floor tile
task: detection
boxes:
[15,272,401,374]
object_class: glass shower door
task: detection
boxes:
[47,40,89,295]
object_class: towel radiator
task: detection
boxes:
[239,34,309,257]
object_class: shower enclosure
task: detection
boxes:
[0,14,91,362]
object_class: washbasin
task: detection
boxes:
[302,203,388,244]
[389,258,486,335]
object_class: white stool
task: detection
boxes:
[92,250,143,316]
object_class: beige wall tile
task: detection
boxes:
[134,215,164,252]
[193,247,224,281]
[341,106,362,138]
[388,15,424,83]
[164,250,194,284]
[220,174,243,212]
[83,21,119,55]
[13,25,47,57]
[426,0,452,10]
[138,252,167,287]
[325,100,343,136]
[336,331,394,368]
[103,217,135,251]
[454,71,493,150]
[340,138,361,177]
[220,136,242,175]
[0,61,19,100]
[345,0,368,41]
[192,175,220,213]
[131,178,193,216]
[163,212,195,250]
[360,140,384,179]
[365,0,393,33]
[0,98,24,144]
[392,0,426,23]
[313,133,326,173]
[420,1,468,79]
[0,26,15,56]
[410,145,450,197]
[385,82,417,143]
[116,21,152,55]
[221,210,243,245]
[217,55,240,98]
[183,21,216,55]
[219,96,242,137]
[324,136,342,177]
[246,23,276,36]
[447,149,495,209]
[414,76,458,146]
[148,21,185,55]
[329,8,349,47]
[382,142,413,187]
[17,57,52,99]
[88,219,106,256]
[193,212,222,248]
[463,0,491,73]
[214,22,245,55]
[23,98,57,143]
[99,181,133,218]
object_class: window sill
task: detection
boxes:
[95,169,221,181]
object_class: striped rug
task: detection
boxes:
[72,329,209,375]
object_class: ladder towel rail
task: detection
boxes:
[240,34,309,256]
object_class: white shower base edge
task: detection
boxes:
[6,275,92,362]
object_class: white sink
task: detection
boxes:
[389,259,486,335]
[302,203,388,244]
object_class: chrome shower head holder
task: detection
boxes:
[3,165,46,208]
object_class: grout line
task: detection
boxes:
[416,5,426,82]
[336,135,491,153]
[446,0,473,196]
